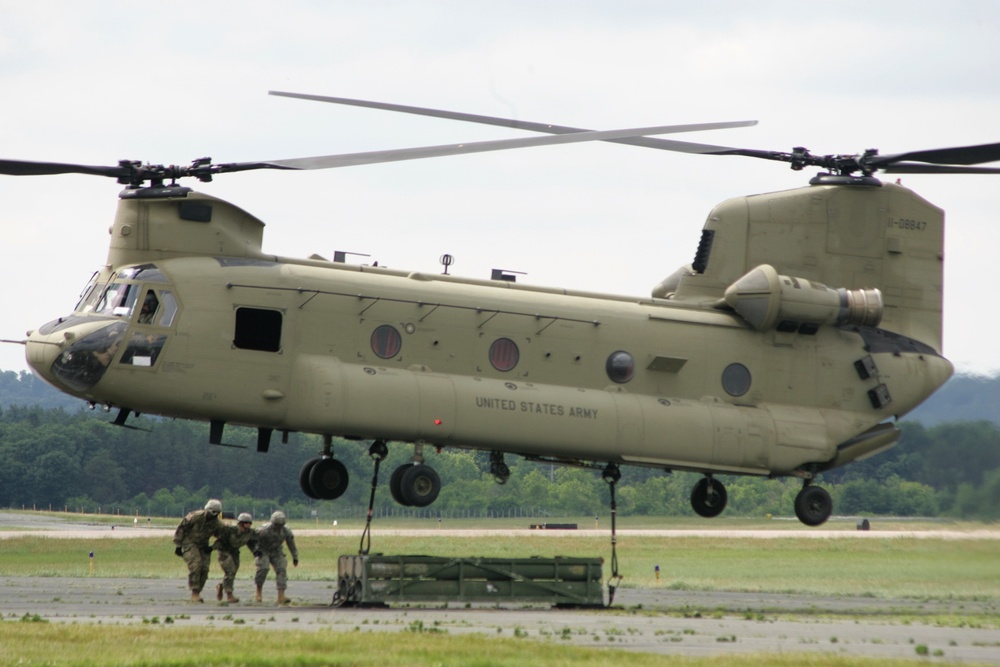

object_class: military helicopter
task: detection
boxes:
[5,92,998,527]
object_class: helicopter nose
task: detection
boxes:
[26,319,129,393]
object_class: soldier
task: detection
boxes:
[173,498,224,603]
[212,512,256,604]
[250,510,299,605]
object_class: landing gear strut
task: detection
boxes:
[489,451,510,484]
[690,475,728,518]
[794,481,832,526]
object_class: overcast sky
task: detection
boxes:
[2,1,1000,377]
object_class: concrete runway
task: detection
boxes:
[3,514,1000,663]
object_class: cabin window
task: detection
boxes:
[722,363,751,397]
[606,350,636,384]
[371,324,402,359]
[489,338,520,372]
[234,307,282,352]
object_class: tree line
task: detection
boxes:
[2,397,999,522]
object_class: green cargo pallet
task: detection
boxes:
[334,554,604,608]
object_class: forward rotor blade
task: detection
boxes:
[253,121,761,171]
[0,159,127,178]
[269,90,757,155]
[873,142,1000,167]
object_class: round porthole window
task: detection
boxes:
[489,338,519,372]
[722,363,751,397]
[606,350,636,384]
[371,325,402,359]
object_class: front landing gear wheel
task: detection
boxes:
[299,458,322,499]
[308,458,350,500]
[794,485,832,526]
[690,477,728,518]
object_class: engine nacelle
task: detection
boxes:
[724,264,882,332]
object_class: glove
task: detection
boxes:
[254,551,263,558]
[174,547,183,557]
[293,559,299,567]
[201,545,212,555]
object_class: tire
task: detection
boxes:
[795,485,832,526]
[308,458,350,500]
[299,458,322,499]
[399,464,441,508]
[389,464,412,506]
[690,477,727,518]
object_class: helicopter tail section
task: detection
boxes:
[670,180,947,355]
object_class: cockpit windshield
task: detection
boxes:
[74,272,107,314]
[87,264,172,320]
[94,281,140,318]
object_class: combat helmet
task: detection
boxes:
[204,499,222,515]
[270,511,286,525]
[237,512,253,523]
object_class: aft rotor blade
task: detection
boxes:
[269,90,757,155]
[880,163,1000,174]
[252,121,762,171]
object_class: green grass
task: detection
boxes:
[0,624,964,667]
[2,514,998,666]
[3,530,998,600]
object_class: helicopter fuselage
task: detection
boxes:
[25,186,951,480]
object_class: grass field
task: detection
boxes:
[3,518,999,600]
[1,513,998,666]
[0,624,967,667]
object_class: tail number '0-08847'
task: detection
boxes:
[888,217,927,231]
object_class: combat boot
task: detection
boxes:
[254,585,263,603]
[277,589,289,605]
[226,592,240,604]
[216,583,223,601]
[190,590,203,603]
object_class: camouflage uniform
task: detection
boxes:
[212,515,256,600]
[172,500,223,600]
[250,512,299,600]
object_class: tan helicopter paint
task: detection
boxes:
[26,181,952,491]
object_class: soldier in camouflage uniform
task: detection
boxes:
[173,499,224,603]
[249,510,299,605]
[212,512,256,604]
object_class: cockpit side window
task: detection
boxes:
[137,290,159,324]
[133,288,179,327]
[157,290,178,327]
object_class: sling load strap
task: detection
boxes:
[359,440,388,556]
[604,465,623,606]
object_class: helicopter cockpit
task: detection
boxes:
[28,263,178,393]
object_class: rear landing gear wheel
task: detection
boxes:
[690,476,728,518]
[794,485,832,526]
[389,463,411,506]
[399,464,441,507]
[308,458,350,500]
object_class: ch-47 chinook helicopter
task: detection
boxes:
[4,91,998,527]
